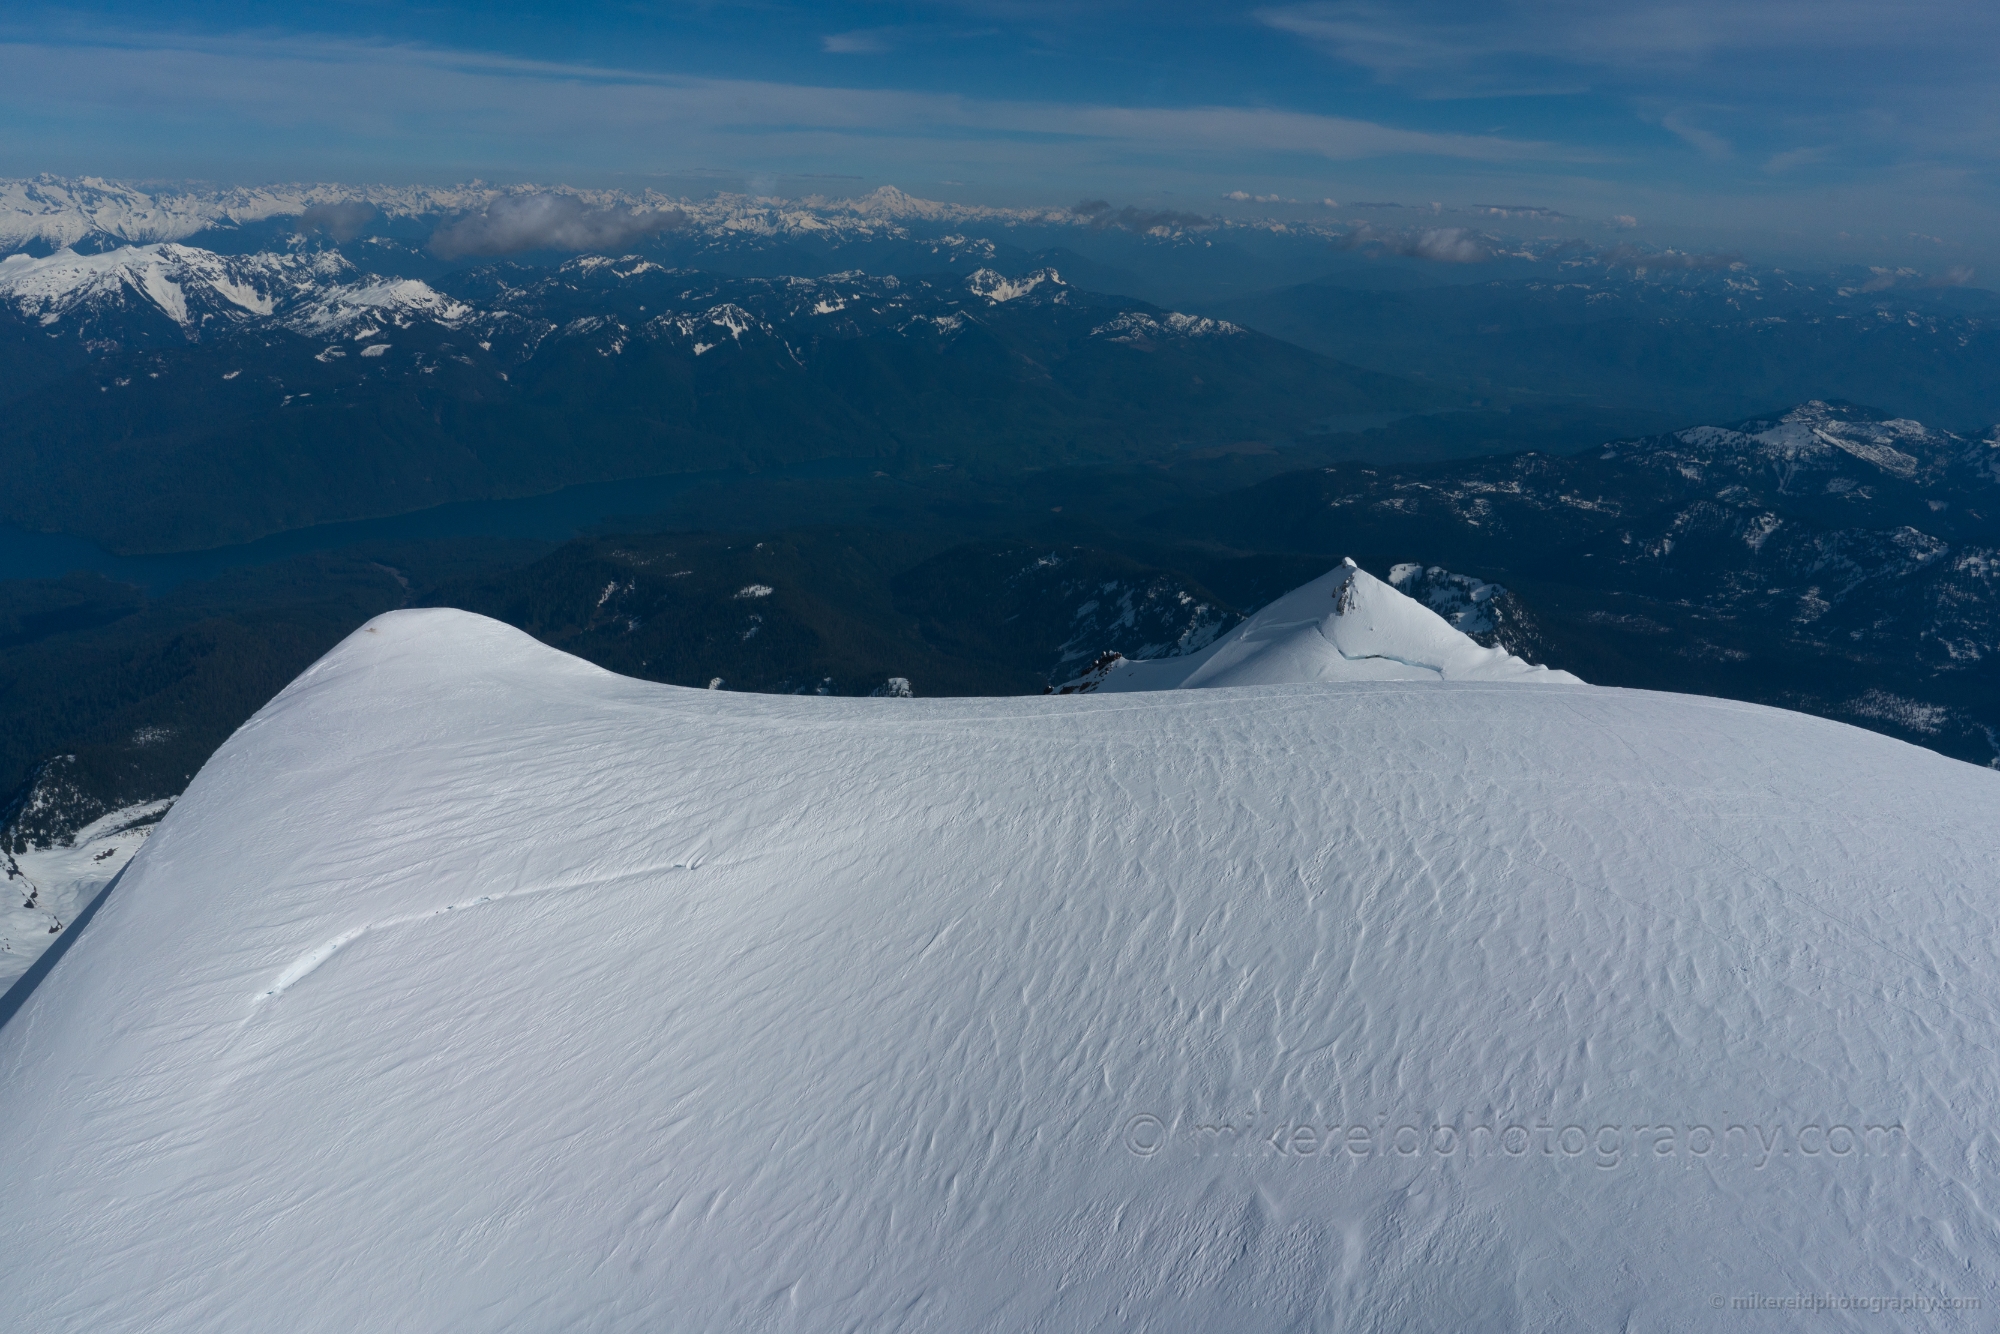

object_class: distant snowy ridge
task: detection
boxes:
[0,243,465,336]
[965,266,1062,303]
[0,244,344,328]
[0,177,1093,255]
[1058,559,1578,692]
[1,799,166,991]
[1388,562,1508,637]
[0,242,1194,357]
[1089,310,1241,341]
[1613,400,1987,488]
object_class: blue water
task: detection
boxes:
[0,463,868,589]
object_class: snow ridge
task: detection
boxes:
[1061,559,1578,692]
[0,599,1992,1330]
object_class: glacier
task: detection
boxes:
[0,566,1995,1330]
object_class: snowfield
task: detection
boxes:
[0,568,1996,1330]
[0,800,165,991]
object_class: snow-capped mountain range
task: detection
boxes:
[0,176,1091,256]
[2,229,1389,556]
[0,174,1864,287]
[0,241,1234,356]
[0,243,473,342]
[1,562,1993,1329]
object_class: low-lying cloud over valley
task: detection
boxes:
[429,195,687,259]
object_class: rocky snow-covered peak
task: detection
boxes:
[965,266,1062,303]
[1613,400,1972,489]
[0,243,350,330]
[1060,560,1578,692]
[285,278,474,337]
[1089,310,1241,342]
[0,175,512,253]
[0,243,473,342]
[1388,563,1508,637]
[0,176,1107,258]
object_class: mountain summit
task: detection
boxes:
[1,566,1993,1329]
[1060,559,1578,691]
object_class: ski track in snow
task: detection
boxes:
[255,858,705,1001]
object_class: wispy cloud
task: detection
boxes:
[1598,244,1741,271]
[1,12,1992,268]
[822,30,892,54]
[0,29,1572,185]
[1469,203,1570,221]
[1661,114,1732,160]
[1072,200,1215,232]
[297,200,377,241]
[1338,222,1492,262]
[1258,0,2000,82]
[1764,145,1834,173]
[1857,264,1977,291]
[0,28,1576,205]
[429,194,686,258]
[1254,0,2000,194]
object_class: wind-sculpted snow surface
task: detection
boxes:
[0,604,1996,1330]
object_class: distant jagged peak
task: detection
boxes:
[1089,310,1240,342]
[556,253,667,280]
[842,185,949,221]
[1604,400,1972,487]
[1388,563,1507,638]
[287,278,474,337]
[0,242,353,329]
[0,176,1115,256]
[1978,426,2000,484]
[0,176,511,252]
[0,241,475,340]
[1057,559,1580,693]
[1746,401,1957,480]
[964,266,1063,302]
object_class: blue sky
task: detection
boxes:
[2,1,1995,266]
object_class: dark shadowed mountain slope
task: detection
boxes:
[1144,402,2000,762]
[0,251,1427,553]
[1211,273,2000,430]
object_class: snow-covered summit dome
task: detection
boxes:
[0,577,1994,1330]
